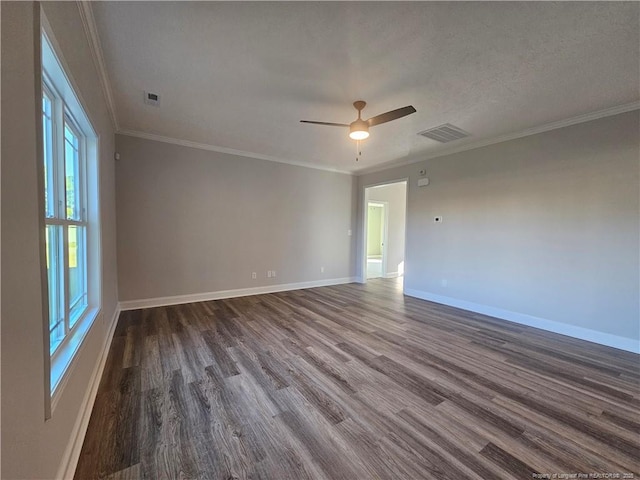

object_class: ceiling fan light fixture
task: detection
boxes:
[349,119,369,140]
[349,130,370,140]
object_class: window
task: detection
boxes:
[43,92,89,354]
[41,27,100,403]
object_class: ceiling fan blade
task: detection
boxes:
[300,120,349,127]
[367,106,416,127]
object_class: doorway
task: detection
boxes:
[363,180,408,283]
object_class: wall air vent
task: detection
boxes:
[144,91,161,107]
[418,123,470,143]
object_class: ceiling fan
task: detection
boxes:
[301,101,417,140]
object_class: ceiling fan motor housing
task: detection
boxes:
[349,119,369,140]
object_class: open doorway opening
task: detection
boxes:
[364,180,408,283]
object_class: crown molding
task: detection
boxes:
[117,129,354,175]
[356,101,640,176]
[77,1,119,130]
[118,100,638,177]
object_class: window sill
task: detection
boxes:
[50,307,100,413]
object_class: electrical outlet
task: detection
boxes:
[320,266,325,273]
[251,272,257,279]
[348,229,352,236]
[441,279,448,287]
[267,271,272,278]
[272,270,276,278]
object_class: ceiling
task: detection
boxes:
[91,2,639,173]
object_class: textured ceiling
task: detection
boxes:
[92,1,639,173]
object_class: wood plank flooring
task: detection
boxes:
[75,278,640,479]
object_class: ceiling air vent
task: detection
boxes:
[418,123,470,143]
[144,91,161,107]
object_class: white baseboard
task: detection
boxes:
[384,271,401,279]
[404,288,639,354]
[56,305,121,480]
[120,277,358,311]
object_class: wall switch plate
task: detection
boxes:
[348,229,352,236]
[320,266,325,273]
[267,271,272,278]
[434,216,443,223]
[251,272,257,279]
[272,270,276,278]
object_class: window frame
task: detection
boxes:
[42,83,57,220]
[43,80,91,359]
[40,17,102,416]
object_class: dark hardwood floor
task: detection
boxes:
[75,278,640,479]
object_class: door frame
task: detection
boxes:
[361,179,408,285]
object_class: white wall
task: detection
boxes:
[115,134,357,304]
[367,181,407,277]
[1,3,118,478]
[357,111,640,351]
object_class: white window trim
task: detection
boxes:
[40,10,103,416]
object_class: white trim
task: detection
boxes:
[76,1,119,130]
[404,288,640,354]
[384,271,400,279]
[120,277,357,311]
[361,179,409,284]
[40,12,97,138]
[41,9,104,418]
[357,102,640,176]
[51,308,99,411]
[117,129,353,175]
[56,305,121,480]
